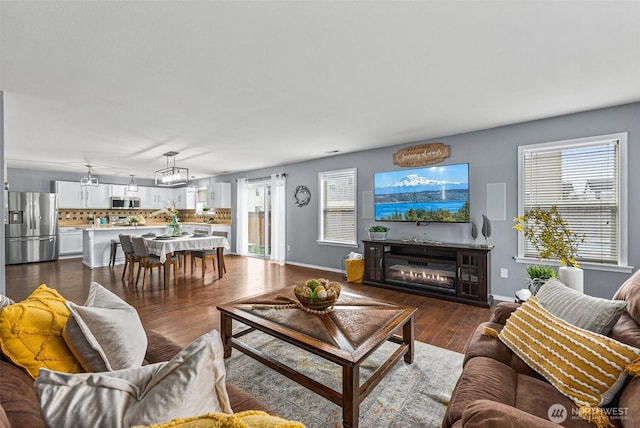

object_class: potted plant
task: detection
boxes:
[525,265,556,295]
[514,205,586,292]
[86,215,94,225]
[368,225,389,241]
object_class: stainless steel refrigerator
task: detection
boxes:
[5,192,59,264]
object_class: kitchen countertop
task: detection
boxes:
[74,224,169,231]
[71,222,229,231]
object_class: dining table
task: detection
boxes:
[145,234,230,288]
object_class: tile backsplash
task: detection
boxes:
[58,208,231,226]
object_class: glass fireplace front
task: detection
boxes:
[384,256,456,294]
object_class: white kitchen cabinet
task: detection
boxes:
[85,185,110,208]
[206,181,231,209]
[138,186,154,209]
[109,184,128,197]
[140,186,174,209]
[58,227,83,258]
[57,181,84,208]
[56,181,109,209]
[172,188,186,209]
[156,187,174,209]
[173,188,196,209]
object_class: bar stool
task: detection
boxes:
[109,239,121,267]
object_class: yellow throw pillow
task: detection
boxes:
[132,410,304,428]
[0,284,83,378]
[496,296,640,428]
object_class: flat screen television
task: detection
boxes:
[373,163,470,223]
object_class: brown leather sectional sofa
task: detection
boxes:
[0,329,271,428]
[443,271,640,428]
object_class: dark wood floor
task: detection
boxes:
[4,255,491,353]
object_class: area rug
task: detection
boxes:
[224,329,463,427]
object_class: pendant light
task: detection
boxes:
[127,175,138,192]
[80,164,99,187]
[155,151,189,187]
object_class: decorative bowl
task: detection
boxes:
[294,278,341,310]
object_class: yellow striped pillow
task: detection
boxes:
[497,296,640,428]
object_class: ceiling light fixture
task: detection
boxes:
[80,164,99,187]
[127,175,138,192]
[155,151,189,187]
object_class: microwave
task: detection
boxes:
[110,197,141,209]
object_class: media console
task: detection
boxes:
[363,239,493,307]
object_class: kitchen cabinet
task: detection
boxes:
[206,181,231,209]
[109,184,132,197]
[86,185,109,208]
[172,188,196,210]
[140,186,174,209]
[57,181,83,208]
[59,227,83,258]
[56,181,109,209]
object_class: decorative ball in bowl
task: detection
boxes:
[294,278,341,310]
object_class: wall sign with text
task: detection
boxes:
[393,143,450,167]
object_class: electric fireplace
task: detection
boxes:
[384,256,457,294]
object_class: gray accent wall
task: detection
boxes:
[6,169,157,193]
[5,102,639,300]
[217,102,639,300]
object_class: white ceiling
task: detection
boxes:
[2,1,640,182]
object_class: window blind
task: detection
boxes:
[522,139,619,264]
[319,169,356,244]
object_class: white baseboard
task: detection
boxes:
[493,294,516,302]
[285,260,344,275]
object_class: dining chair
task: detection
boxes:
[174,245,191,274]
[118,234,140,283]
[191,231,227,278]
[131,236,178,289]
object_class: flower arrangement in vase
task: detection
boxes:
[514,205,586,292]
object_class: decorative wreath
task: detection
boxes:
[294,185,311,207]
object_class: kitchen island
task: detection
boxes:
[79,223,232,269]
[82,225,167,269]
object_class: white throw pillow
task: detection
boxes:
[35,329,232,428]
[62,281,147,371]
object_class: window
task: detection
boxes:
[318,168,357,246]
[517,133,628,269]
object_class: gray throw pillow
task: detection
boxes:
[0,294,15,311]
[536,278,627,335]
[62,282,147,371]
[35,329,232,428]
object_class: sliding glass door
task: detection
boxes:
[246,181,271,258]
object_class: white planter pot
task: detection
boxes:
[558,266,584,294]
[368,232,387,241]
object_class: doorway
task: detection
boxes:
[246,181,271,257]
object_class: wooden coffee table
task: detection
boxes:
[217,288,416,428]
